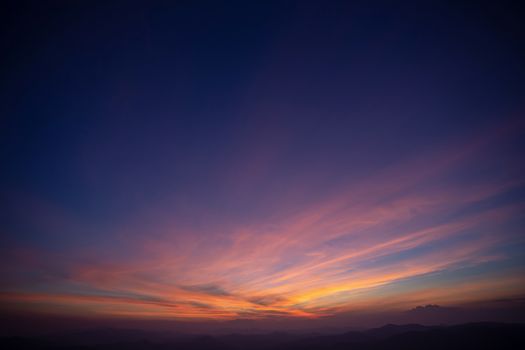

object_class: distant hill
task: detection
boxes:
[365,323,433,338]
[1,322,524,349]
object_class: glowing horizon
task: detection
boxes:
[2,119,524,322]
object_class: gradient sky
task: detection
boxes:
[1,0,525,331]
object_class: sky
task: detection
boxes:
[1,0,525,333]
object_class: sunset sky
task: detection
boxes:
[1,1,524,332]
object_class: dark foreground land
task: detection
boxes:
[2,322,524,350]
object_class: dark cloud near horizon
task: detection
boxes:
[179,284,232,297]
[248,295,287,307]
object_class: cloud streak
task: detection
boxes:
[1,117,524,322]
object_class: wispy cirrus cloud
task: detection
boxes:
[1,118,524,321]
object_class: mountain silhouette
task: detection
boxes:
[1,322,523,349]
